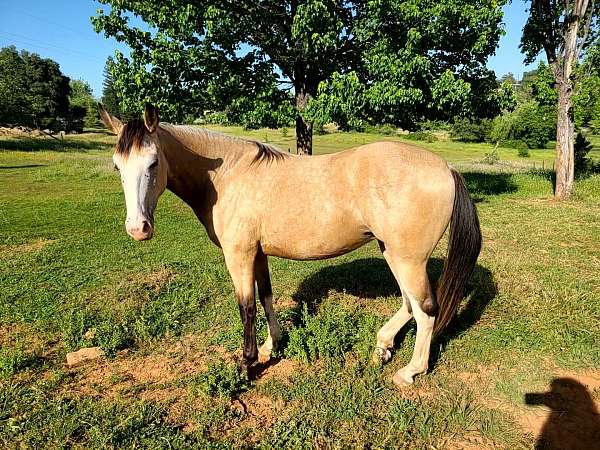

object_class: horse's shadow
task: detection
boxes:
[288,257,497,370]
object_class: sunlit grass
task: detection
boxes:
[1,129,598,448]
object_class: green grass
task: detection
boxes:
[0,129,599,448]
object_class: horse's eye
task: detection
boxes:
[149,160,158,170]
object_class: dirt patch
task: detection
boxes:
[0,238,56,257]
[273,296,297,310]
[557,369,600,390]
[92,267,178,311]
[457,364,500,385]
[445,434,498,450]
[482,370,600,450]
[228,392,284,443]
[66,336,214,399]
[254,358,299,384]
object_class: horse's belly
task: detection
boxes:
[261,217,373,260]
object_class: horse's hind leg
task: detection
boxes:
[255,251,280,363]
[390,259,436,386]
[373,244,414,364]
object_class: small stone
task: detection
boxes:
[66,347,105,367]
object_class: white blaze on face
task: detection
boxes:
[113,137,166,241]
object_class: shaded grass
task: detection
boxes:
[0,129,598,448]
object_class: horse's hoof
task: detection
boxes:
[258,350,271,364]
[372,347,392,366]
[392,370,414,388]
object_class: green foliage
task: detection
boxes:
[306,72,366,131]
[405,130,438,142]
[204,111,230,126]
[69,79,101,130]
[60,274,203,356]
[530,61,558,107]
[93,0,508,137]
[0,347,38,378]
[285,303,373,363]
[574,132,596,176]
[574,44,600,131]
[521,0,599,66]
[517,147,531,158]
[481,146,500,164]
[0,46,70,129]
[195,361,249,398]
[489,101,556,149]
[513,102,556,149]
[450,118,492,143]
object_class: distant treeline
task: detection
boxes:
[0,46,100,132]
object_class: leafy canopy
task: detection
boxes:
[93,0,509,130]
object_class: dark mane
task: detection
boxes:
[251,141,289,165]
[116,119,147,156]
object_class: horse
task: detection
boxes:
[99,103,481,387]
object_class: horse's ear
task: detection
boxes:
[98,103,123,135]
[144,103,159,134]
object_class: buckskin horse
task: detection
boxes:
[99,104,481,387]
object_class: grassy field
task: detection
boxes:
[1,128,599,449]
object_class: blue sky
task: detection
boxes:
[0,0,543,98]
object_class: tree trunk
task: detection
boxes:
[551,15,578,201]
[295,86,313,155]
[554,82,575,200]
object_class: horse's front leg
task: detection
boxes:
[255,250,280,363]
[223,246,258,370]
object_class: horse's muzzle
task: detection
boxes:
[126,219,153,241]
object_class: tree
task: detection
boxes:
[92,0,507,154]
[101,58,121,116]
[70,79,101,129]
[521,0,599,200]
[0,46,70,129]
[0,47,29,126]
[573,42,600,131]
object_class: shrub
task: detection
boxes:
[405,131,437,142]
[501,139,528,150]
[517,147,530,158]
[489,101,556,149]
[574,132,594,177]
[513,102,556,149]
[418,119,450,131]
[196,361,248,398]
[204,111,229,125]
[489,112,516,144]
[313,122,327,135]
[376,124,396,135]
[481,147,499,165]
[450,118,491,143]
[285,304,357,362]
[281,127,289,137]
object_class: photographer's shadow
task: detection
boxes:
[525,378,600,449]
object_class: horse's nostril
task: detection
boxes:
[141,220,151,233]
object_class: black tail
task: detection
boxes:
[434,169,482,335]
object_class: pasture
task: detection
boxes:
[1,129,599,449]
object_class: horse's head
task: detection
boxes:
[99,103,168,241]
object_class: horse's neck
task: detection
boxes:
[159,125,249,212]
